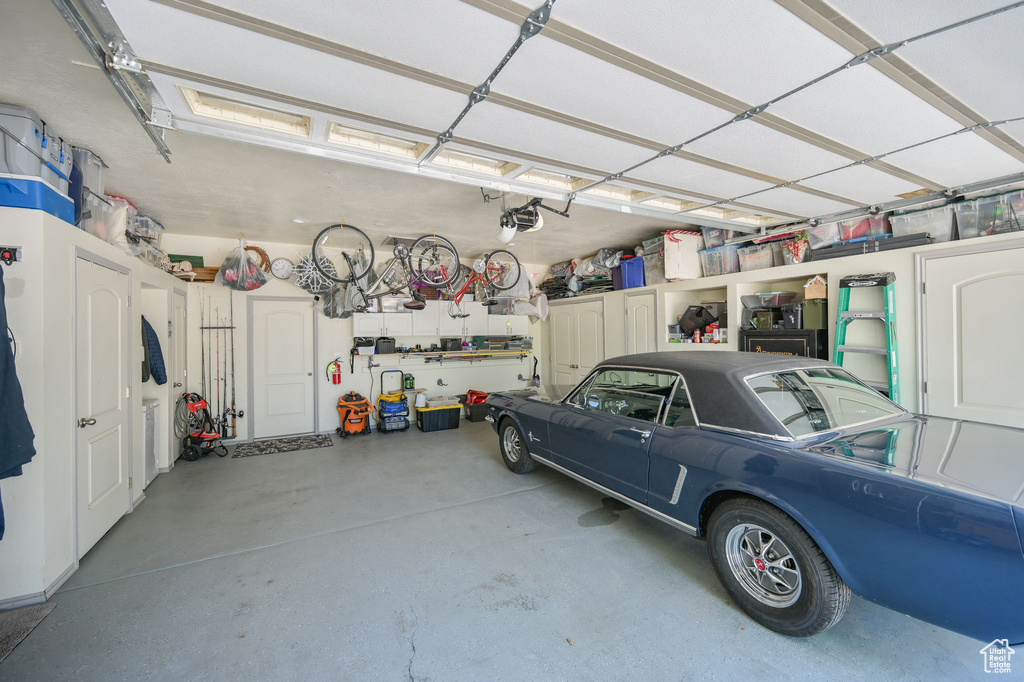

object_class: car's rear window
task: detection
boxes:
[745,368,904,437]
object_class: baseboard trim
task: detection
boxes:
[0,591,46,611]
[44,562,77,599]
[129,492,146,512]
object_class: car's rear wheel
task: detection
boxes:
[499,419,535,474]
[707,498,850,637]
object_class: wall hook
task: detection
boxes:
[437,378,448,387]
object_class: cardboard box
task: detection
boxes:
[804,275,827,300]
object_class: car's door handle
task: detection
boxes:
[630,427,652,442]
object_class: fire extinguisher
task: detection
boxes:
[326,359,343,385]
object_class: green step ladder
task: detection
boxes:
[833,272,900,405]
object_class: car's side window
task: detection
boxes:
[664,380,697,427]
[579,369,676,424]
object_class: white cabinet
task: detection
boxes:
[487,314,529,335]
[382,312,413,336]
[550,300,605,385]
[412,301,440,336]
[438,304,467,336]
[352,313,384,336]
[463,305,489,336]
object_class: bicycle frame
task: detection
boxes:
[445,258,514,318]
[345,250,417,312]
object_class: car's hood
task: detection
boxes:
[809,415,1024,506]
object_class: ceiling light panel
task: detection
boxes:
[825,0,1011,44]
[491,35,730,145]
[881,134,1024,188]
[767,64,963,157]
[201,0,520,84]
[727,187,860,218]
[431,149,520,176]
[888,11,1024,122]
[626,155,776,198]
[685,119,852,180]
[799,164,923,204]
[454,102,654,174]
[550,0,854,104]
[104,0,466,131]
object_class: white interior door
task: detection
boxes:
[574,300,605,383]
[923,245,1024,427]
[550,306,574,385]
[626,292,657,354]
[75,258,131,558]
[251,298,316,438]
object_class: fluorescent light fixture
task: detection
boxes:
[328,122,428,159]
[432,149,520,176]
[517,168,592,191]
[178,86,311,137]
[583,184,654,202]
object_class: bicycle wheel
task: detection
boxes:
[312,224,374,283]
[486,249,521,291]
[410,234,460,286]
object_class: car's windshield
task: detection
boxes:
[745,368,905,438]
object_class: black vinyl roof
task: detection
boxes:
[597,351,836,438]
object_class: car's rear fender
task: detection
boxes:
[694,481,861,593]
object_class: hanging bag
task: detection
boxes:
[215,238,268,292]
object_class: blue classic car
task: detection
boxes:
[486,351,1024,642]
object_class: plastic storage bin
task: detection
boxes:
[663,230,704,280]
[738,243,774,272]
[417,404,461,432]
[839,216,891,241]
[698,244,741,277]
[954,192,1024,239]
[72,147,107,198]
[41,124,71,194]
[0,104,44,177]
[135,215,165,246]
[640,234,664,256]
[700,226,736,249]
[642,252,666,285]
[807,222,841,250]
[755,291,798,307]
[619,256,646,288]
[890,205,955,242]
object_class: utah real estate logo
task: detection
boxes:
[980,639,1015,674]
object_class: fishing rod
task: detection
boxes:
[200,297,206,400]
[215,306,221,432]
[229,293,238,438]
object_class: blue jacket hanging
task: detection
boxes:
[0,265,36,540]
[141,315,167,385]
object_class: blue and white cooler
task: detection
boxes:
[0,103,74,224]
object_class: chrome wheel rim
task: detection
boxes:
[502,427,521,463]
[725,523,802,608]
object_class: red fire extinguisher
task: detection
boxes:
[326,360,343,385]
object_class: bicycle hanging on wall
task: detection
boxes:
[311,224,460,312]
[443,249,521,319]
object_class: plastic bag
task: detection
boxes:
[527,292,549,323]
[322,283,347,319]
[549,260,576,279]
[593,248,623,269]
[216,239,268,291]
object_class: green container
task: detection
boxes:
[803,299,827,330]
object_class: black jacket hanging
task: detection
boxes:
[0,265,36,540]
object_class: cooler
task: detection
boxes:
[0,173,74,223]
[0,104,44,177]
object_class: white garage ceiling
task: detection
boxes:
[5,0,1024,262]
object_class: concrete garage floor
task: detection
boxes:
[1,422,983,680]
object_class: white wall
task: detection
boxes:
[0,207,184,607]
[160,233,550,439]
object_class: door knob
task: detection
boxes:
[307,372,312,376]
[173,382,182,388]
[78,417,97,428]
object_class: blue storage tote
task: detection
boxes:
[619,256,646,288]
[0,174,74,223]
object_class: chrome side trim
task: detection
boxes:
[532,455,698,536]
[699,423,796,442]
[668,465,688,505]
